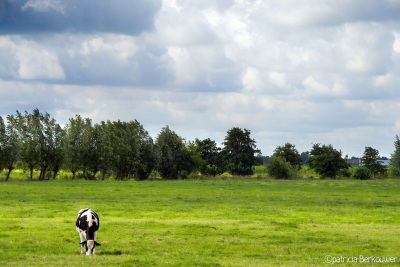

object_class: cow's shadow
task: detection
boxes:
[98,249,133,255]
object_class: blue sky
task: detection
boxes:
[1,0,400,157]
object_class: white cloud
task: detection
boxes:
[303,75,347,97]
[154,4,216,46]
[1,1,400,157]
[0,36,65,80]
[22,0,65,13]
[268,72,286,88]
[16,45,65,80]
[242,67,262,92]
[303,76,330,95]
[393,31,400,53]
[373,73,398,89]
[339,23,391,73]
[79,35,139,62]
[167,46,196,85]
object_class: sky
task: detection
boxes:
[1,0,400,157]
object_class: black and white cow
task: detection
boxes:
[76,208,100,255]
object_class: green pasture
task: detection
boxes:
[0,179,399,266]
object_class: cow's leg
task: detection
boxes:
[76,227,86,254]
[93,231,97,254]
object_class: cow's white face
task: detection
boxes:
[86,240,95,255]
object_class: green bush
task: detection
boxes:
[354,167,372,180]
[267,157,297,179]
[338,168,352,178]
[390,167,400,177]
[179,170,189,179]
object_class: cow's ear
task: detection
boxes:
[80,241,87,245]
[94,241,101,246]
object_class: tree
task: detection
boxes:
[80,118,98,179]
[63,115,86,179]
[272,143,302,169]
[109,120,141,180]
[25,109,46,180]
[96,121,114,180]
[155,126,192,179]
[307,143,349,178]
[186,140,206,175]
[134,121,156,180]
[84,121,101,179]
[49,123,64,179]
[28,109,62,180]
[0,116,19,181]
[64,115,101,179]
[7,109,62,180]
[7,111,37,179]
[136,131,156,180]
[390,135,400,177]
[0,116,6,172]
[63,118,155,180]
[195,138,224,176]
[222,127,259,175]
[362,146,385,177]
[41,112,64,180]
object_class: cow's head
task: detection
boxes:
[80,239,101,255]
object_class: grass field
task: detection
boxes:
[0,179,399,266]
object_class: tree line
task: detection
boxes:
[267,143,390,180]
[0,109,398,181]
[0,109,260,180]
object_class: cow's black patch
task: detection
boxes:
[76,209,100,240]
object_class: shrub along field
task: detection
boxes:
[0,179,399,266]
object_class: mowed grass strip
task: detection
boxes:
[0,179,399,266]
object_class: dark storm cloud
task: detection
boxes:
[0,0,162,35]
